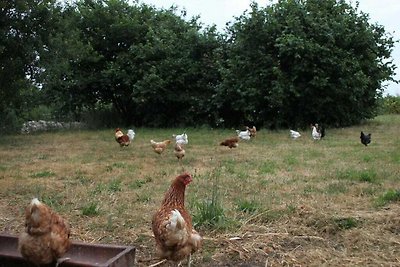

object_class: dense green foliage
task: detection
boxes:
[378,95,400,114]
[219,0,396,127]
[0,0,56,131]
[40,0,222,126]
[0,0,397,131]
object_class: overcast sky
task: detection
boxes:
[140,0,400,96]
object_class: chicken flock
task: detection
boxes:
[16,124,372,267]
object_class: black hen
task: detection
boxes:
[360,131,371,146]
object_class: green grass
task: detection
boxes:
[30,170,56,178]
[236,199,260,213]
[1,114,400,266]
[334,217,358,230]
[335,169,379,183]
[81,202,100,216]
[375,189,400,207]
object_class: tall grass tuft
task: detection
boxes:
[81,202,100,216]
[334,217,358,230]
[194,170,226,229]
[375,189,400,207]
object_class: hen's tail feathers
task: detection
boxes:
[167,209,185,231]
[190,230,202,248]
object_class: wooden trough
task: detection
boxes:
[0,233,135,267]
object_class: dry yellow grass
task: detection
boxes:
[1,115,400,266]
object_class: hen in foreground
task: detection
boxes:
[152,173,202,266]
[18,198,71,266]
[360,131,371,146]
[220,137,240,148]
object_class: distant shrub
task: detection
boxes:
[379,95,400,114]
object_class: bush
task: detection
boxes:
[379,96,400,114]
[0,108,23,134]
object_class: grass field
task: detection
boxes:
[1,115,400,266]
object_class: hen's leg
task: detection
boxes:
[187,254,192,267]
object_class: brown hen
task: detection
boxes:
[18,198,71,266]
[151,139,171,155]
[174,143,185,161]
[220,136,240,148]
[152,173,202,266]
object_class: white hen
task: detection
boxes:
[290,130,301,139]
[127,129,135,141]
[173,132,188,145]
[311,124,321,140]
[236,130,251,140]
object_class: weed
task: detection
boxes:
[106,215,114,231]
[334,217,358,230]
[37,154,48,160]
[112,162,127,169]
[391,151,400,164]
[236,199,259,213]
[77,175,91,185]
[194,199,225,228]
[81,202,100,216]
[129,180,146,189]
[258,161,276,174]
[194,170,227,229]
[106,165,113,172]
[336,169,378,183]
[30,170,56,178]
[136,193,151,203]
[91,183,107,195]
[144,176,153,183]
[359,171,378,183]
[375,189,400,207]
[108,179,122,192]
[259,205,296,223]
[303,185,320,195]
[221,159,236,173]
[362,155,373,163]
[325,182,348,195]
[40,194,64,210]
[284,155,298,166]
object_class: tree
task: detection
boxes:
[40,0,223,127]
[217,0,397,128]
[0,0,56,131]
